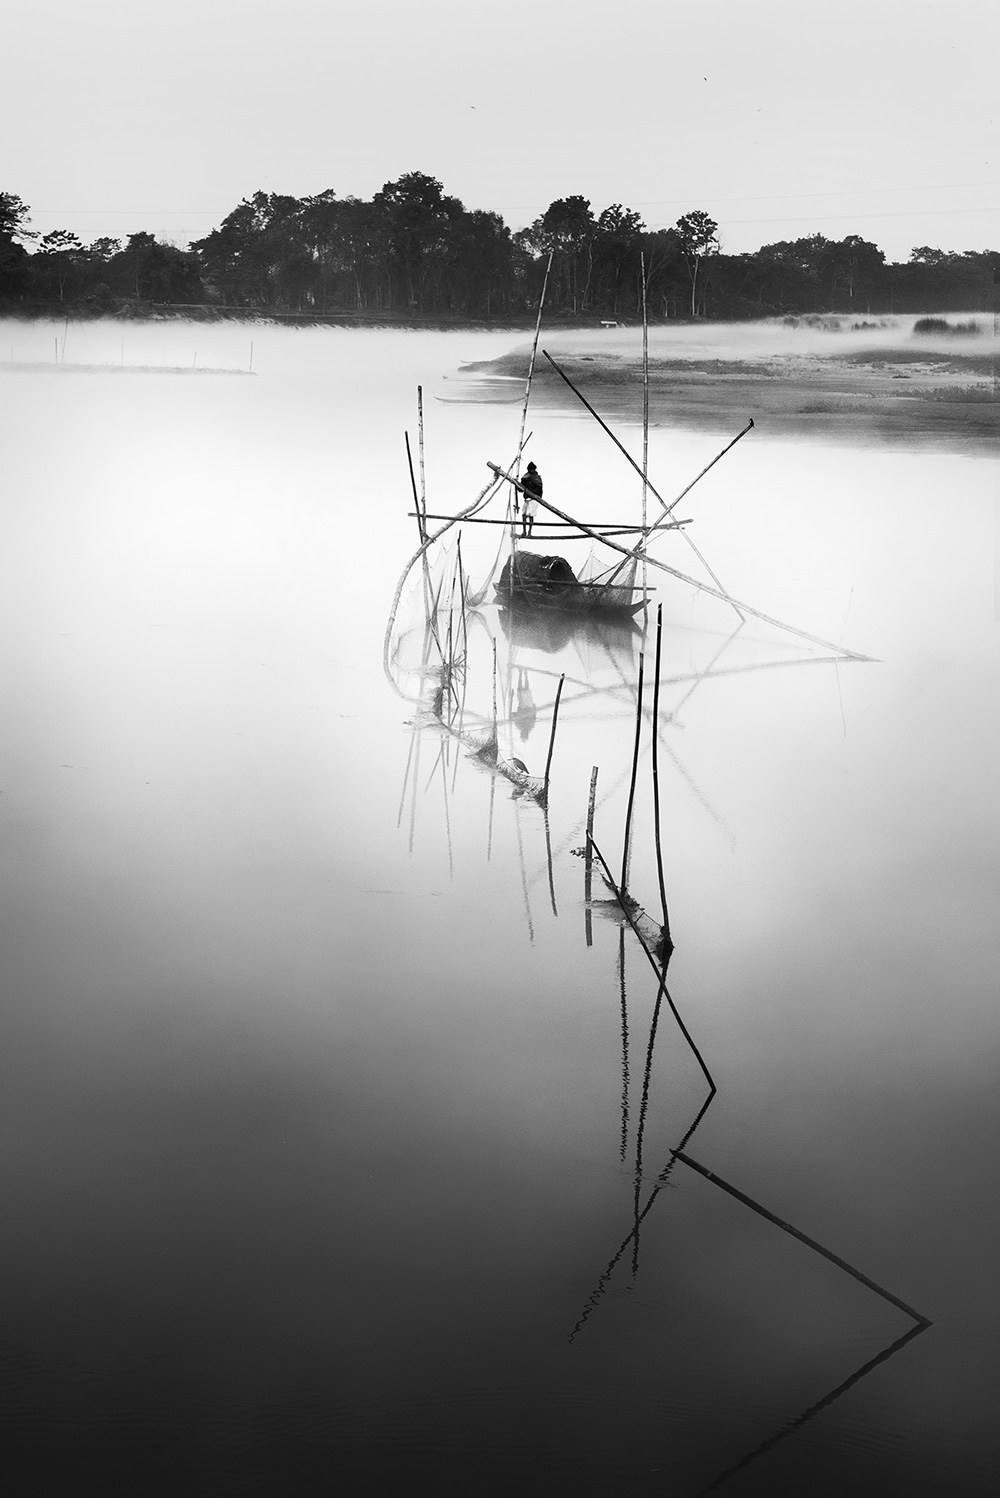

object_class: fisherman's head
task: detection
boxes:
[526,462,537,472]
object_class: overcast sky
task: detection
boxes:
[3,0,996,261]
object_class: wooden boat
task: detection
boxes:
[495,548,646,616]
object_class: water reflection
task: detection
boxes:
[389,546,935,1490]
[5,318,993,1492]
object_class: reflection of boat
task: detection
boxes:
[495,549,646,616]
[496,593,641,658]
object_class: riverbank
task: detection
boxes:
[454,326,1000,455]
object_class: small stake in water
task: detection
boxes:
[249,340,254,373]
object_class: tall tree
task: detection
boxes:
[37,229,84,301]
[0,191,34,298]
[373,171,465,310]
[674,210,719,317]
[523,196,597,313]
[594,204,644,316]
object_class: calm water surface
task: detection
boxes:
[1,319,998,1494]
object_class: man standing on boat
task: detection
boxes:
[521,462,542,537]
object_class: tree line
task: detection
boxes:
[2,176,997,321]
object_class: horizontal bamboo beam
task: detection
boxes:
[412,513,691,534]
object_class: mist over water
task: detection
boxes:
[1,318,998,1494]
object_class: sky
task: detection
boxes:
[2,0,997,262]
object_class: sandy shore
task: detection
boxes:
[456,335,999,456]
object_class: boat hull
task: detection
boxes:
[495,552,645,617]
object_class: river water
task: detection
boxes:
[1,318,998,1494]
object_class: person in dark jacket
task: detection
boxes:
[520,462,542,536]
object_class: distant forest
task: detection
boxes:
[2,175,997,322]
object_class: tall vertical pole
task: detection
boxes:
[641,253,650,608]
[650,604,672,955]
[417,385,427,533]
[515,250,553,493]
[621,652,645,892]
[541,673,565,801]
[585,765,598,948]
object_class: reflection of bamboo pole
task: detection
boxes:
[620,652,645,891]
[619,926,630,1163]
[486,765,496,863]
[568,1088,714,1342]
[585,765,598,948]
[544,808,557,917]
[696,1322,927,1497]
[674,1152,932,1325]
[491,637,498,752]
[633,975,665,1275]
[514,800,535,944]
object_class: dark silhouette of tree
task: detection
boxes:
[192,192,305,306]
[594,205,645,316]
[3,175,997,320]
[818,234,885,309]
[1,191,35,298]
[522,196,597,312]
[373,171,465,310]
[448,208,517,317]
[37,229,84,301]
[674,210,719,317]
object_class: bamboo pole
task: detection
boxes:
[417,385,427,532]
[540,350,743,617]
[673,1152,932,1325]
[620,652,645,891]
[413,514,688,535]
[585,765,598,948]
[650,603,673,954]
[383,470,506,683]
[587,833,716,1094]
[515,251,554,492]
[541,673,565,800]
[641,253,650,606]
[485,464,873,662]
[404,431,424,544]
[665,419,755,515]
